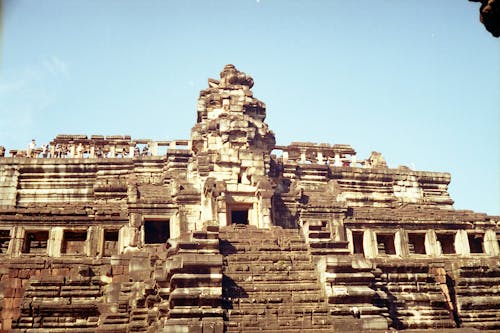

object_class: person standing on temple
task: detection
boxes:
[27,139,36,158]
[41,144,49,158]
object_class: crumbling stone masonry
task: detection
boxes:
[0,65,499,332]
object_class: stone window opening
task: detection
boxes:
[230,209,249,225]
[376,233,396,255]
[408,233,426,255]
[22,230,49,254]
[144,219,170,244]
[0,230,11,254]
[352,231,364,254]
[103,230,119,256]
[62,230,87,255]
[437,233,455,254]
[468,233,484,254]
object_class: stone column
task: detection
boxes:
[425,230,440,257]
[316,152,324,164]
[300,150,306,163]
[69,145,75,158]
[351,154,357,167]
[8,226,25,257]
[346,228,354,253]
[363,229,378,258]
[334,153,341,167]
[87,226,103,257]
[149,142,158,156]
[395,229,409,257]
[484,229,500,256]
[454,230,470,256]
[48,227,63,257]
[282,151,289,163]
[217,196,228,227]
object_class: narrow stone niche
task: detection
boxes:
[22,230,49,254]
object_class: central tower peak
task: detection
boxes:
[191,64,275,154]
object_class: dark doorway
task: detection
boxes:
[352,231,364,254]
[468,234,484,254]
[231,210,249,225]
[144,220,170,244]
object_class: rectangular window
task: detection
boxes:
[0,230,10,254]
[437,233,455,254]
[377,234,396,255]
[144,220,170,244]
[468,234,484,254]
[231,210,249,225]
[62,230,87,254]
[408,233,426,255]
[103,230,119,256]
[23,231,49,254]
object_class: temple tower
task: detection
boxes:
[189,64,276,228]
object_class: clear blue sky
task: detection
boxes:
[0,0,499,215]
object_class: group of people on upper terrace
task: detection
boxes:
[0,139,151,159]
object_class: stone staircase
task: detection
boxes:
[160,225,223,333]
[453,261,500,330]
[376,262,456,330]
[220,225,334,332]
[12,276,102,332]
[326,256,389,330]
[304,220,350,256]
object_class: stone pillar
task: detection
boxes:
[363,229,378,258]
[89,146,95,158]
[87,226,103,257]
[48,227,63,257]
[454,230,470,256]
[69,145,75,158]
[351,154,357,167]
[484,229,499,256]
[149,142,158,156]
[425,229,440,257]
[118,225,139,253]
[316,152,324,164]
[346,228,354,253]
[334,153,341,167]
[282,151,288,163]
[217,196,228,227]
[395,229,409,257]
[8,226,24,257]
[109,145,116,158]
[300,150,306,163]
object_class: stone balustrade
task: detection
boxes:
[2,135,191,159]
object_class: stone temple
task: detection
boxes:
[0,65,499,332]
